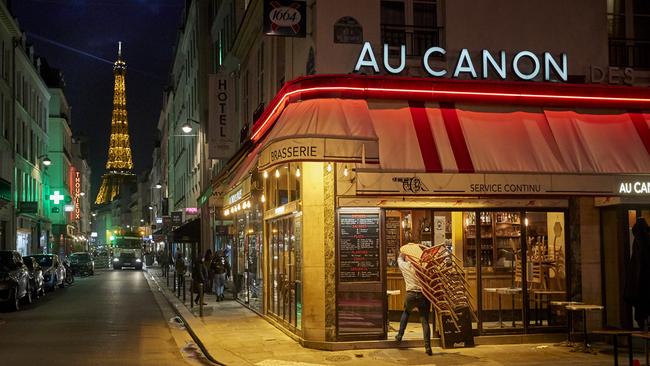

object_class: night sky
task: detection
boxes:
[12,0,184,198]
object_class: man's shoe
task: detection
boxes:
[425,348,433,356]
[394,334,402,342]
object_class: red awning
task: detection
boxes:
[256,97,650,175]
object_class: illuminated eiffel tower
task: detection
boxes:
[95,42,136,205]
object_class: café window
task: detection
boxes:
[264,163,301,209]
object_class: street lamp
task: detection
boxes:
[38,155,52,166]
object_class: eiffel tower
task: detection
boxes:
[95,42,136,205]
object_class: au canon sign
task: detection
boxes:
[263,0,306,37]
[354,42,568,82]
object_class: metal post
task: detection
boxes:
[199,283,204,317]
[190,279,194,309]
[173,270,176,292]
[182,275,186,303]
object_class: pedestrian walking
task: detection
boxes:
[624,217,650,330]
[160,250,170,277]
[174,252,186,288]
[211,250,230,301]
[192,254,207,305]
[395,252,433,356]
[204,249,213,293]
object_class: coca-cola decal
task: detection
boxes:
[264,0,306,37]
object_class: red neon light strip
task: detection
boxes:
[439,102,475,173]
[629,112,650,156]
[409,101,442,172]
[250,76,650,143]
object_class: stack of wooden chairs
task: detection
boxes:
[401,243,476,331]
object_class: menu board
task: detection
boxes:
[385,216,401,267]
[339,212,380,282]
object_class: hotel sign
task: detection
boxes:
[208,73,236,160]
[354,42,568,82]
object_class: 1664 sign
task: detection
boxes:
[208,73,235,159]
[263,0,306,37]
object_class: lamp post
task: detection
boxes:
[179,118,205,256]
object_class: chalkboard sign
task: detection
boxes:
[339,212,380,282]
[438,306,475,348]
[385,216,400,267]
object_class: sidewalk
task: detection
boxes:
[146,267,628,366]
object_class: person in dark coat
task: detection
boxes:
[624,217,650,329]
[192,254,207,305]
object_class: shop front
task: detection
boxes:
[213,74,650,347]
[223,174,264,313]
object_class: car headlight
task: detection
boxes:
[113,258,119,262]
[135,258,141,263]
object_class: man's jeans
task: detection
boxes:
[397,291,431,347]
[214,273,226,297]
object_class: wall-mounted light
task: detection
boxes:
[275,169,280,178]
[263,170,268,179]
[343,165,349,177]
[295,167,301,178]
[261,194,266,203]
[181,122,193,134]
[148,206,153,210]
[140,219,144,223]
[327,162,332,172]
[154,182,162,189]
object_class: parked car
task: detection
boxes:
[94,250,110,268]
[70,252,94,276]
[23,256,44,298]
[27,254,65,291]
[0,250,32,311]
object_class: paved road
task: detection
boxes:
[0,269,189,366]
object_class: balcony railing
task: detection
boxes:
[381,24,443,57]
[609,38,650,69]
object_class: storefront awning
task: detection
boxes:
[246,75,650,176]
[172,218,200,243]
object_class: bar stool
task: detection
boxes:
[550,301,583,346]
[565,304,604,354]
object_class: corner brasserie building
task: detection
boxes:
[213,74,650,348]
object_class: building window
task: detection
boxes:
[380,0,441,57]
[257,43,264,105]
[609,0,650,68]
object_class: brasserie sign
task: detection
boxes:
[354,42,568,82]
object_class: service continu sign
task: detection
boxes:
[264,0,306,37]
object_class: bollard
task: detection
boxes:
[182,275,186,303]
[199,283,204,317]
[190,279,194,309]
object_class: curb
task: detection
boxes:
[145,269,251,365]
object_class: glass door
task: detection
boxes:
[268,214,301,330]
[474,211,524,332]
[524,211,567,329]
